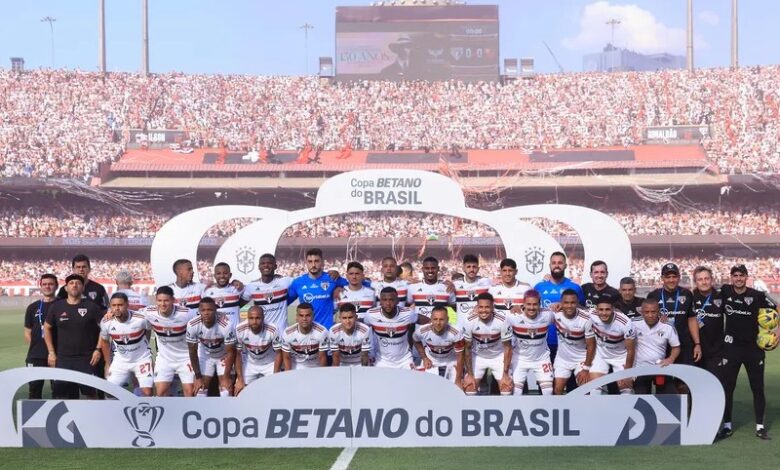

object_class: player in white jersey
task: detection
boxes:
[330,303,372,367]
[589,299,637,394]
[234,306,281,394]
[98,293,153,395]
[334,262,375,321]
[407,257,455,319]
[453,254,492,328]
[168,259,206,318]
[506,290,555,395]
[204,262,243,329]
[114,270,148,312]
[633,299,681,394]
[552,289,596,395]
[186,297,237,397]
[413,306,465,384]
[462,292,513,395]
[364,287,425,369]
[371,257,409,306]
[241,254,292,331]
[489,259,531,316]
[281,303,329,370]
[142,286,195,396]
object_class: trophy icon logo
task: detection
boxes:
[124,402,165,448]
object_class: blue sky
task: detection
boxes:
[1,0,778,75]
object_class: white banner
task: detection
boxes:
[2,365,723,448]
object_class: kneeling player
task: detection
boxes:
[330,303,372,367]
[462,293,513,395]
[186,297,237,397]
[553,289,596,395]
[281,303,329,370]
[589,300,636,394]
[507,290,554,395]
[99,293,153,396]
[234,306,281,395]
[413,306,465,385]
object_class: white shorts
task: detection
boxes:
[554,357,586,380]
[374,355,414,369]
[199,355,228,377]
[243,360,275,384]
[108,356,154,388]
[289,358,322,370]
[591,353,627,375]
[511,355,553,384]
[473,354,506,381]
[337,360,365,367]
[423,362,458,383]
[154,356,194,384]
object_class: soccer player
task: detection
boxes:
[371,257,409,306]
[364,287,426,369]
[234,306,281,395]
[408,257,456,320]
[413,306,465,384]
[633,299,680,394]
[462,293,513,395]
[186,297,237,397]
[691,266,725,380]
[44,274,103,399]
[453,254,492,328]
[330,303,372,367]
[506,290,555,395]
[114,270,148,312]
[98,293,153,396]
[168,259,206,318]
[581,260,620,310]
[588,299,636,395]
[24,273,59,399]
[287,248,348,329]
[143,286,195,397]
[399,261,416,283]
[535,252,584,363]
[334,261,375,320]
[489,258,531,317]
[56,254,109,312]
[241,253,293,332]
[281,303,329,370]
[718,264,778,440]
[613,277,644,320]
[553,289,596,395]
[204,262,243,329]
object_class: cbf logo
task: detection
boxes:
[235,246,256,275]
[124,402,165,448]
[525,247,544,275]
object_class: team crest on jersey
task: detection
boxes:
[524,246,544,275]
[504,298,513,309]
[265,292,274,303]
[77,308,87,317]
[678,296,687,304]
[713,299,722,307]
[321,281,330,291]
[88,292,97,300]
[215,297,225,308]
[235,246,256,275]
[426,294,436,305]
[468,290,477,301]
[745,297,753,305]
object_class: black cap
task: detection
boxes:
[661,263,680,276]
[64,274,84,285]
[730,264,748,276]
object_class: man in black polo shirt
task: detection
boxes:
[718,264,777,440]
[57,254,108,312]
[581,260,620,310]
[614,277,644,321]
[691,266,725,381]
[23,273,59,399]
[44,274,103,399]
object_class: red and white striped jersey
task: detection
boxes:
[235,321,280,366]
[204,284,243,327]
[413,324,465,366]
[281,322,328,367]
[590,311,636,361]
[553,308,594,364]
[507,310,554,362]
[334,285,376,320]
[463,312,510,359]
[167,282,206,318]
[363,306,418,363]
[407,281,455,318]
[241,276,292,332]
[489,280,532,314]
[186,314,236,359]
[100,313,151,362]
[329,323,372,365]
[371,279,409,306]
[142,305,191,363]
[453,277,492,326]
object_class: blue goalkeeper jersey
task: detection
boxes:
[288,273,348,329]
[534,278,585,346]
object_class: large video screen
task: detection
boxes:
[335,5,499,82]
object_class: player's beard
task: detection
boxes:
[551,268,565,280]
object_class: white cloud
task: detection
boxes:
[562,1,707,55]
[698,10,720,26]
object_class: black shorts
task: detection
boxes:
[674,345,696,366]
[54,357,97,397]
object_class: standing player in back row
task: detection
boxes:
[371,257,409,306]
[408,257,455,320]
[241,253,292,332]
[204,262,243,329]
[535,252,584,364]
[334,262,376,320]
[287,248,348,329]
[453,254,492,328]
[489,258,531,317]
[168,259,206,318]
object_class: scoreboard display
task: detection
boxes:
[335,5,499,82]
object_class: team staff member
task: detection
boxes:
[56,254,108,311]
[613,277,644,320]
[288,248,348,329]
[44,274,103,399]
[691,266,725,380]
[718,265,777,440]
[580,261,620,310]
[633,300,680,394]
[23,273,59,399]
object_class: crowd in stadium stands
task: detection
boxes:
[2,66,780,178]
[1,203,778,238]
[2,256,779,289]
